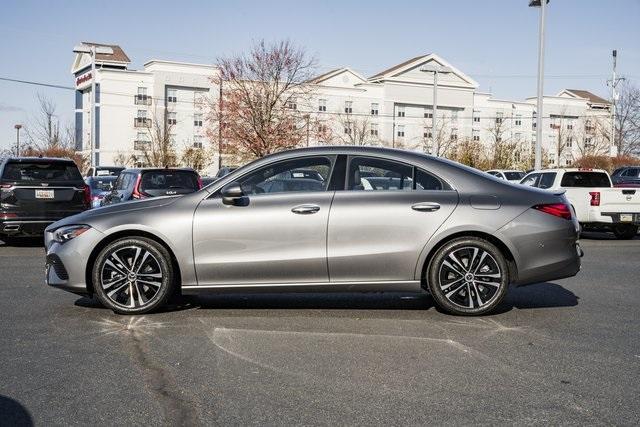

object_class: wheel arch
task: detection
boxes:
[84,230,183,295]
[417,230,518,288]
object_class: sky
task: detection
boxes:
[0,0,639,150]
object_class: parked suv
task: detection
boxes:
[0,157,89,241]
[101,168,201,205]
[85,166,125,178]
[611,166,640,186]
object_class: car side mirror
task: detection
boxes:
[221,182,246,206]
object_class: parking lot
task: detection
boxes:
[0,233,638,425]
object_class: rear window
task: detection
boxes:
[2,161,83,182]
[504,171,525,181]
[560,172,611,188]
[140,170,199,192]
[90,177,117,191]
[95,167,124,177]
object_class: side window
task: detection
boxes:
[348,157,412,191]
[539,172,557,189]
[415,169,445,190]
[114,174,125,190]
[239,156,333,195]
[521,173,540,187]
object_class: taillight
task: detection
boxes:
[1,213,17,219]
[589,191,600,206]
[132,174,145,199]
[532,203,572,220]
[197,176,203,190]
[82,185,91,208]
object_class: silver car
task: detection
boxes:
[45,147,582,316]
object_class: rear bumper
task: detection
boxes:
[499,209,582,286]
[1,212,86,236]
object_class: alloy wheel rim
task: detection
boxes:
[437,246,502,310]
[100,246,163,309]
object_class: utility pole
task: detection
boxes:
[420,63,453,156]
[530,0,548,171]
[14,124,22,156]
[608,50,624,155]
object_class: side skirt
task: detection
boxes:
[181,280,423,295]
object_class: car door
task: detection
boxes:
[327,156,458,283]
[192,155,336,286]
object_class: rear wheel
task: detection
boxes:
[612,224,638,240]
[92,237,174,314]
[427,237,509,316]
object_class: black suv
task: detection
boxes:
[0,157,89,241]
[102,168,201,205]
[611,167,640,186]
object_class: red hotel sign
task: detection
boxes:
[75,72,92,87]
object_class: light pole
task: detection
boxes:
[530,0,549,170]
[420,63,452,156]
[14,124,22,156]
[72,44,114,168]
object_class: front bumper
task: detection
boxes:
[44,227,105,295]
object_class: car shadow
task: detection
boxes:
[0,395,33,427]
[580,231,639,240]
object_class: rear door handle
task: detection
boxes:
[291,204,320,214]
[412,202,440,212]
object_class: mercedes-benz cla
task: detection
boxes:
[45,146,582,316]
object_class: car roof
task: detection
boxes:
[120,167,197,173]
[526,168,608,174]
[2,156,75,163]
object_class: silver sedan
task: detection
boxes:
[45,146,582,316]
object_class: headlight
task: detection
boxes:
[52,225,91,243]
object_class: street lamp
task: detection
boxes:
[14,124,22,156]
[529,0,549,170]
[420,63,452,156]
[72,44,114,168]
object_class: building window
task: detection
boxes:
[450,129,458,141]
[370,123,379,136]
[514,132,522,141]
[451,110,458,122]
[423,127,432,139]
[286,98,297,110]
[472,130,480,141]
[317,123,327,134]
[134,110,150,127]
[473,115,480,123]
[134,132,149,150]
[135,87,150,105]
[424,107,433,119]
[584,137,593,146]
[193,135,203,148]
[318,99,327,112]
[397,125,405,137]
[397,106,405,118]
[515,114,522,126]
[194,113,203,127]
[371,103,379,116]
[496,112,503,124]
[167,111,177,125]
[344,101,353,114]
[167,88,177,103]
[566,137,573,148]
[344,126,352,135]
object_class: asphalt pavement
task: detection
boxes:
[0,233,638,426]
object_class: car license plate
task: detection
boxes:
[620,214,633,222]
[35,189,54,199]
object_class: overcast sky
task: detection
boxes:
[1,0,638,150]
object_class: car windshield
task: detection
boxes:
[140,170,199,191]
[2,161,82,182]
[560,172,611,187]
[504,171,525,180]
[90,177,117,191]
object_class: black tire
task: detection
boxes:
[612,224,638,240]
[427,237,509,316]
[92,237,174,315]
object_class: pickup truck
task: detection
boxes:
[520,168,640,239]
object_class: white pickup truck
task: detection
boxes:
[520,168,640,239]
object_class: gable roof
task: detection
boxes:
[81,42,130,63]
[308,67,368,85]
[560,89,610,105]
[367,53,478,87]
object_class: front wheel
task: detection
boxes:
[612,224,638,240]
[92,237,174,314]
[427,237,509,316]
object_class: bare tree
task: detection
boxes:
[334,113,375,146]
[26,94,64,150]
[206,40,317,162]
[615,80,640,156]
[181,143,213,172]
[138,107,178,167]
[421,114,455,156]
[577,115,611,157]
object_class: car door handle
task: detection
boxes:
[412,202,440,212]
[291,204,321,214]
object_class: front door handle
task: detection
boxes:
[412,202,440,212]
[291,204,320,215]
